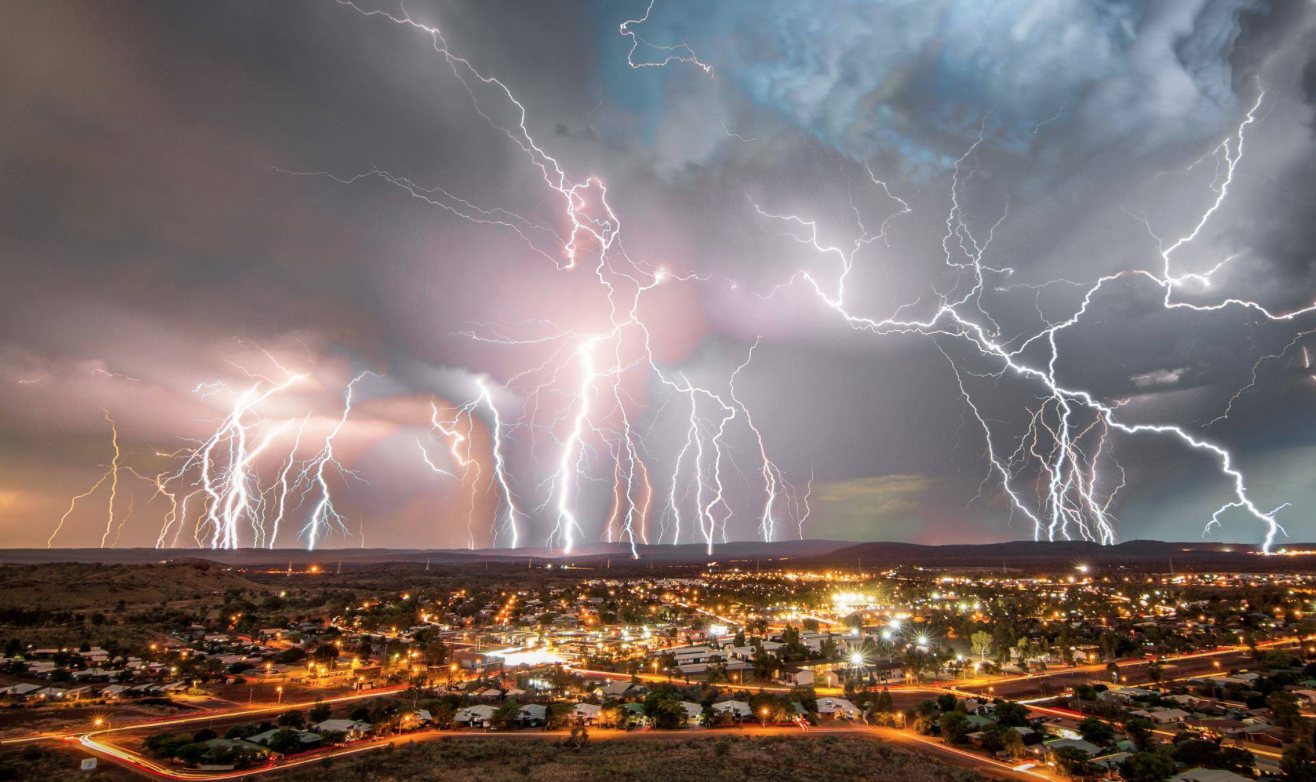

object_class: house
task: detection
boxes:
[0,683,41,699]
[777,667,814,687]
[1291,689,1316,707]
[814,670,841,688]
[667,646,725,666]
[712,700,752,720]
[1183,718,1245,738]
[312,719,372,740]
[679,701,704,725]
[869,660,905,683]
[595,680,644,699]
[1237,724,1286,748]
[246,729,322,751]
[1092,751,1133,774]
[1044,738,1103,758]
[517,704,547,727]
[622,702,649,726]
[1146,708,1190,725]
[573,703,601,724]
[816,697,861,720]
[400,710,432,730]
[1170,769,1255,782]
[454,705,498,728]
[453,650,488,670]
[100,684,131,699]
[1101,687,1157,705]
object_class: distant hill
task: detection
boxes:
[801,539,1315,572]
[0,559,269,610]
[0,539,852,567]
[2,539,1311,573]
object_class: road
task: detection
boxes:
[76,718,1063,782]
[21,636,1304,780]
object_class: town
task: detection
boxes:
[3,558,1316,782]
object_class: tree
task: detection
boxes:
[1119,751,1177,782]
[563,726,589,748]
[1000,728,1026,759]
[1270,692,1304,731]
[491,700,521,730]
[265,728,304,756]
[1217,746,1256,775]
[143,732,190,759]
[1078,716,1116,747]
[277,709,305,728]
[309,702,331,724]
[173,742,210,766]
[751,647,779,679]
[649,698,686,729]
[940,711,971,745]
[936,693,958,713]
[1283,741,1316,782]
[1172,739,1223,769]
[276,647,308,665]
[994,700,1029,728]
[971,631,994,662]
[1053,746,1097,779]
[424,639,448,666]
[1124,718,1155,752]
[545,702,574,730]
[430,703,456,730]
[224,723,260,740]
[312,644,338,666]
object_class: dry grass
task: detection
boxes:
[0,561,267,611]
[278,734,984,782]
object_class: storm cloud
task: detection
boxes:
[3,0,1316,550]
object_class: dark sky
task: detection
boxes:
[4,0,1316,551]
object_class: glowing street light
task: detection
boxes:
[276,685,283,705]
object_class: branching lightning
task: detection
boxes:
[51,5,1304,556]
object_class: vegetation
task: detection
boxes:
[272,734,985,782]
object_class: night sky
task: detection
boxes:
[4,0,1316,551]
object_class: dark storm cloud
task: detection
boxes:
[2,0,1316,549]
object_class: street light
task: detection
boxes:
[761,707,768,728]
[276,686,283,705]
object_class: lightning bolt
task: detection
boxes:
[619,0,714,75]
[96,409,122,548]
[64,4,1285,557]
[747,86,1292,550]
[315,1,808,558]
[300,371,376,550]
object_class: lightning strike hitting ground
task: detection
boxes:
[50,4,1306,555]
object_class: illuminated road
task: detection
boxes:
[37,636,1306,779]
[77,718,1060,782]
